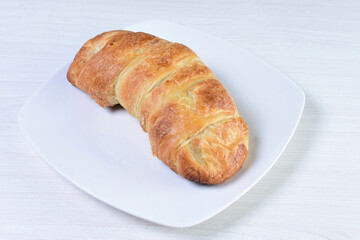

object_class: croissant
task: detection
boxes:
[67,30,249,184]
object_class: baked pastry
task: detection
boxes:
[67,30,249,184]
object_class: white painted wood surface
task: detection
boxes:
[1,0,359,239]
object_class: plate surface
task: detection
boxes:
[18,20,305,227]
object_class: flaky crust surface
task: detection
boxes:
[67,31,249,184]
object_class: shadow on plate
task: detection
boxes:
[107,104,126,112]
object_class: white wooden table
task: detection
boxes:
[1,0,359,239]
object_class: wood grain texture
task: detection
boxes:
[1,0,360,239]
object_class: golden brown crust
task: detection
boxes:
[75,32,158,107]
[176,117,248,184]
[67,31,249,184]
[138,59,215,131]
[67,31,126,86]
[147,79,238,165]
[116,42,196,116]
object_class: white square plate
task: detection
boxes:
[18,20,305,228]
